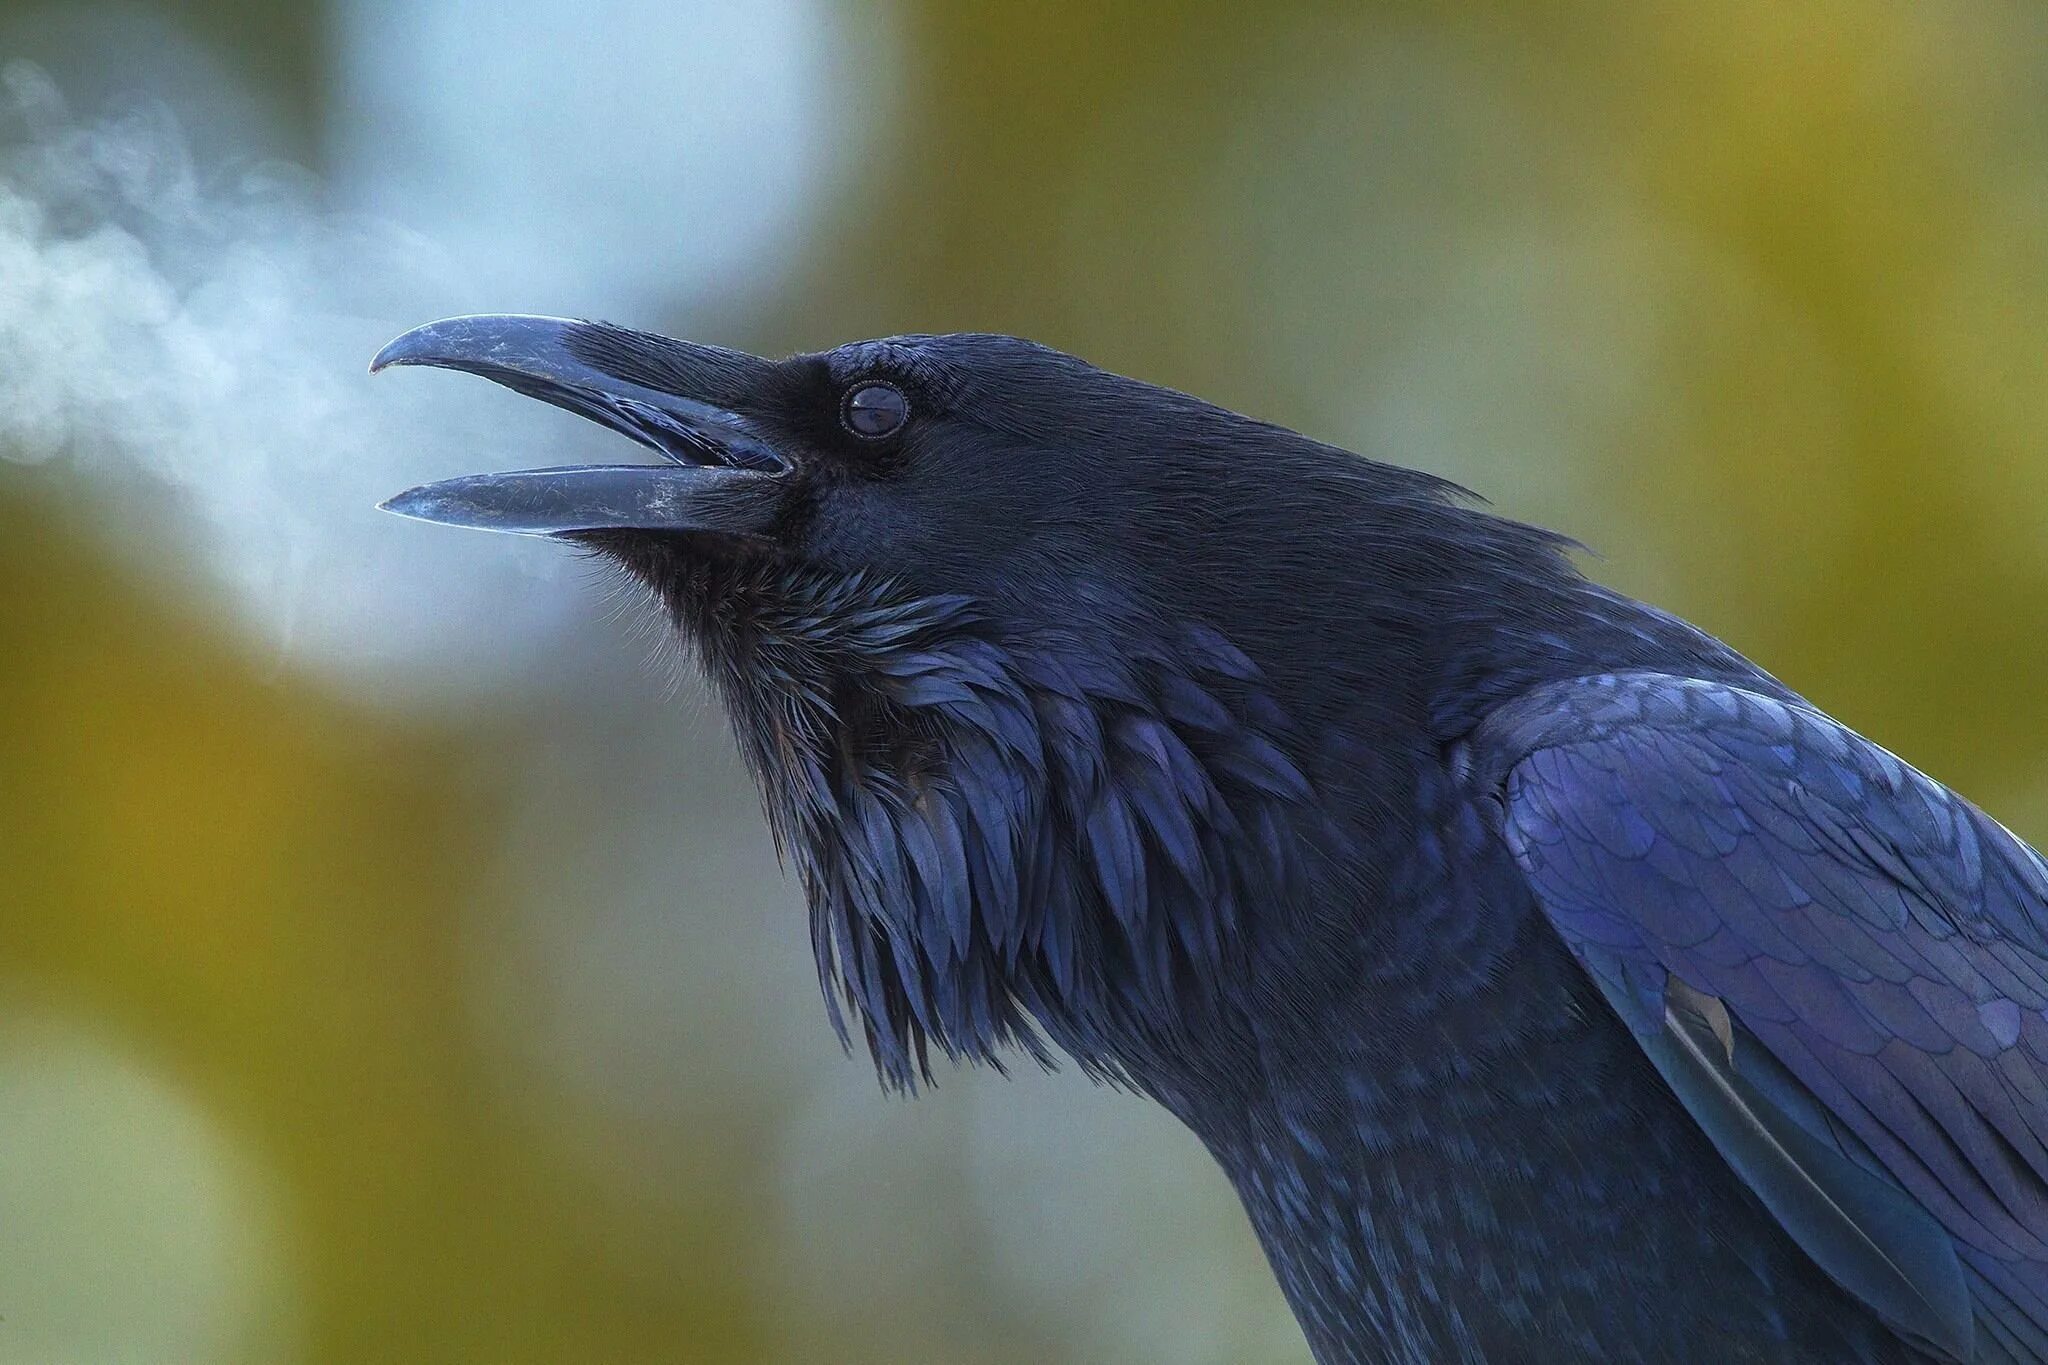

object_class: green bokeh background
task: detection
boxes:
[6,3,2048,1361]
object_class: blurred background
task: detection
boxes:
[4,1,2048,1360]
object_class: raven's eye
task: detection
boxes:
[842,382,909,439]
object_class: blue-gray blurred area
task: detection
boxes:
[3,2,2047,1361]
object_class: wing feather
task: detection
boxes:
[1481,673,2048,1362]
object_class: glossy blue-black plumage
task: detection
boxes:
[534,328,2048,1364]
[1477,672,2048,1362]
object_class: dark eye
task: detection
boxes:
[842,381,909,439]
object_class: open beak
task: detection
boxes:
[372,314,789,539]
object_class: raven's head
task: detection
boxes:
[376,316,1568,1089]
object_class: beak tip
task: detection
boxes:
[369,334,426,375]
[377,486,436,520]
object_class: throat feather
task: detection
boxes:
[674,563,1315,1088]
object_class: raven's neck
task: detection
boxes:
[643,483,1801,1359]
[1085,527,1784,1362]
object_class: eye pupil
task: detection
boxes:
[843,382,909,438]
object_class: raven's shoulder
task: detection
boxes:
[1468,671,2048,1363]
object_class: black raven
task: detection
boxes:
[376,315,2048,1364]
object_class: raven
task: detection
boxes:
[376,314,2048,1364]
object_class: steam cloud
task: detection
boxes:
[0,0,886,703]
[0,60,603,699]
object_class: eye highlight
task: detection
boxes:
[842,381,909,439]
